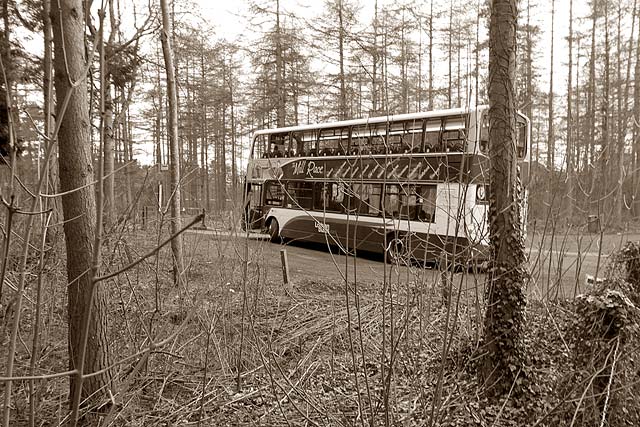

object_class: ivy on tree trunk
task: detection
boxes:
[481,0,528,399]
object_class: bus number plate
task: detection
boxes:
[315,222,330,234]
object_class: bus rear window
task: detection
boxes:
[480,113,528,159]
[516,118,527,158]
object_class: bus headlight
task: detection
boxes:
[476,185,487,203]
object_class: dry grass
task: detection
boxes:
[2,217,639,426]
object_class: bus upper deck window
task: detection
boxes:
[424,119,441,152]
[255,135,267,158]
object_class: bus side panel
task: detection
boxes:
[279,213,388,253]
[271,209,489,263]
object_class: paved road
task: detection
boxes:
[187,226,640,300]
[187,228,479,291]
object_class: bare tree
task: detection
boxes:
[547,0,555,171]
[481,0,527,398]
[566,0,574,219]
[634,1,640,216]
[50,0,112,408]
[160,0,185,285]
[587,3,597,191]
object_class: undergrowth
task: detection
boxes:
[2,230,640,426]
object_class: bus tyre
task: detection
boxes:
[268,219,280,243]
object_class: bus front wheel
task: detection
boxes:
[268,219,280,243]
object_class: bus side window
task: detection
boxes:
[400,185,418,220]
[443,129,464,152]
[314,182,343,212]
[332,183,344,203]
[313,183,324,210]
[286,181,313,209]
[418,185,437,223]
[369,185,382,215]
[424,119,441,152]
[383,184,400,217]
[268,133,287,157]
[333,183,381,216]
[389,134,404,154]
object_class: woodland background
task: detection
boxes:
[2,0,640,226]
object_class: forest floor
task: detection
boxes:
[3,223,640,426]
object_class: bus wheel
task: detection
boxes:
[268,219,280,243]
[386,235,405,264]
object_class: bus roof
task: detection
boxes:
[252,105,488,137]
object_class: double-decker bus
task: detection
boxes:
[242,106,530,265]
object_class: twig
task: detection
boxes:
[599,336,620,427]
[96,213,204,282]
[568,342,617,427]
[40,160,137,199]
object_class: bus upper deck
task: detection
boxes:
[249,106,529,163]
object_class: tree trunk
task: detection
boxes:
[566,0,574,220]
[481,0,527,398]
[123,105,133,213]
[220,103,227,210]
[447,0,453,109]
[230,75,237,195]
[160,0,185,285]
[525,0,534,161]
[43,0,61,227]
[371,0,379,113]
[618,1,637,225]
[547,0,555,172]
[51,0,112,406]
[338,0,347,119]
[103,88,115,226]
[615,3,623,225]
[428,0,433,110]
[634,0,640,216]
[587,6,597,194]
[199,41,209,211]
[417,16,422,111]
[601,1,610,207]
[1,0,11,89]
[275,0,285,127]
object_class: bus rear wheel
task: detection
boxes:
[268,219,280,243]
